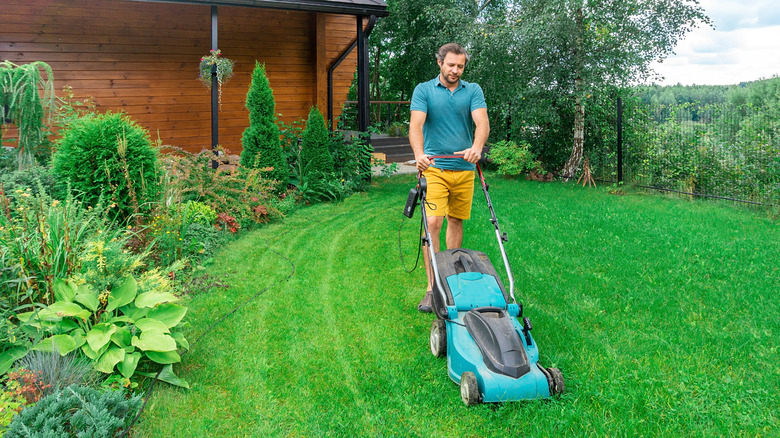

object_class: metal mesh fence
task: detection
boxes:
[588,100,780,206]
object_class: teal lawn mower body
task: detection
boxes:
[413,157,564,405]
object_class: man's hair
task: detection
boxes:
[435,43,470,64]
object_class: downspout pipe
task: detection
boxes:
[328,14,376,132]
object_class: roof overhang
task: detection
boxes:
[127,0,388,17]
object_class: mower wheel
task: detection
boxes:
[429,319,447,358]
[460,372,481,406]
[548,367,565,396]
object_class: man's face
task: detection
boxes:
[438,52,466,86]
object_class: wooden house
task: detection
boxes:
[1,0,388,155]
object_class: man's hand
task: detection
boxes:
[415,154,433,171]
[454,146,482,164]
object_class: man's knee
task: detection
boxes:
[427,216,444,231]
[447,216,463,227]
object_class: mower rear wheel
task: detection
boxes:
[547,367,565,396]
[460,372,480,406]
[429,319,447,358]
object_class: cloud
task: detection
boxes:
[648,0,780,85]
[703,0,780,31]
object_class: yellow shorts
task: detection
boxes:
[423,167,475,219]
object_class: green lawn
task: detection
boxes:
[135,175,780,437]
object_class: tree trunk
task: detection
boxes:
[561,6,585,180]
[562,87,585,179]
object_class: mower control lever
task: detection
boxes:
[522,317,533,346]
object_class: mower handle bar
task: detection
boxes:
[418,154,517,307]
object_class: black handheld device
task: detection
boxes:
[403,187,419,218]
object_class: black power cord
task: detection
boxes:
[119,233,296,437]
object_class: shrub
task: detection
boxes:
[487,140,541,178]
[240,62,288,187]
[184,201,217,226]
[3,385,141,438]
[300,107,334,178]
[0,369,48,432]
[51,111,161,223]
[159,147,281,230]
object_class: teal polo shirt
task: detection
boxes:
[410,76,487,171]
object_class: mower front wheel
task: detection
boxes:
[460,372,481,406]
[430,319,447,358]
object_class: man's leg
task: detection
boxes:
[445,215,463,249]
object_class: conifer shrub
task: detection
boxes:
[240,62,288,187]
[300,107,334,178]
[4,385,141,437]
[51,111,160,222]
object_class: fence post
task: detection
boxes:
[617,97,623,183]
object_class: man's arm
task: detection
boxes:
[410,109,431,171]
[456,107,490,163]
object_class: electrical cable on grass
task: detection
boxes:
[397,216,423,273]
[397,198,437,274]
[119,232,296,438]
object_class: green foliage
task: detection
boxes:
[0,164,58,198]
[146,200,224,267]
[240,62,288,187]
[0,380,26,432]
[0,147,17,173]
[15,274,189,387]
[0,186,111,310]
[51,111,161,223]
[0,61,55,169]
[159,147,281,230]
[184,201,217,226]
[300,107,335,178]
[4,385,141,437]
[487,140,540,178]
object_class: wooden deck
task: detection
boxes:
[371,135,414,163]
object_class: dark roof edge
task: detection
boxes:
[127,0,389,17]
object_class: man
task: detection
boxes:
[409,43,490,313]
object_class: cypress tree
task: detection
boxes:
[300,106,334,178]
[240,62,288,186]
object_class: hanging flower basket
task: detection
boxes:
[198,49,235,109]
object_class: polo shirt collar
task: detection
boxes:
[434,76,466,91]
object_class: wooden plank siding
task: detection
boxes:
[1,0,362,154]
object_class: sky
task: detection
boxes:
[649,0,780,86]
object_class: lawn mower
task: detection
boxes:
[404,155,564,405]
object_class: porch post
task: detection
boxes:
[211,5,219,169]
[356,15,369,134]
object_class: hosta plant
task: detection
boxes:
[14,275,189,388]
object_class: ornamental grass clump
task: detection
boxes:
[240,62,288,187]
[51,111,161,223]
